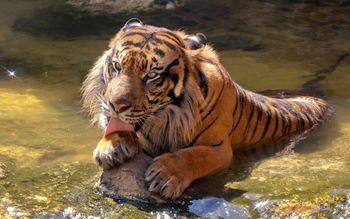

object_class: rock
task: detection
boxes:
[93,133,163,201]
[66,0,182,14]
[66,0,154,13]
[95,152,158,200]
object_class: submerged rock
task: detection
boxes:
[95,152,156,200]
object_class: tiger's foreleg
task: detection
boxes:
[145,139,233,200]
[93,132,140,169]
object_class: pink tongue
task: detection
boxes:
[104,117,135,137]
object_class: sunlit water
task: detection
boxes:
[0,0,350,218]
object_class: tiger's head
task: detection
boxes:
[82,18,210,151]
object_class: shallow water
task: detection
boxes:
[0,0,350,218]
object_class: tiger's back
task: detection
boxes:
[181,38,332,150]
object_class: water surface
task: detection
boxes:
[0,0,349,217]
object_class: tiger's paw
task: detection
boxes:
[145,153,191,200]
[93,132,139,169]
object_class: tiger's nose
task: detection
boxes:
[109,100,130,113]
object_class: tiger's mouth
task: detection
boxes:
[104,117,135,137]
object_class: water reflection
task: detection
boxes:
[0,65,16,78]
[189,197,250,219]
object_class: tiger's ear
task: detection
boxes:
[122,18,143,32]
[185,33,207,50]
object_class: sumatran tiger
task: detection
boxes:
[81,18,333,200]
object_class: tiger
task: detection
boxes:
[81,18,333,200]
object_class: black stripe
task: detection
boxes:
[146,95,159,104]
[248,101,263,141]
[152,66,164,71]
[119,47,131,54]
[151,57,158,64]
[303,104,318,124]
[149,90,163,97]
[231,87,246,133]
[164,58,181,104]
[200,92,214,113]
[281,101,299,132]
[143,59,148,70]
[195,66,208,98]
[157,33,181,45]
[270,108,279,138]
[142,149,153,158]
[133,42,143,48]
[275,101,290,135]
[228,85,240,136]
[260,102,272,140]
[275,104,286,136]
[284,109,292,134]
[288,102,305,131]
[154,77,165,87]
[232,85,240,116]
[243,99,256,138]
[154,48,165,57]
[168,72,179,85]
[296,103,313,127]
[187,117,218,146]
[199,59,226,121]
[162,40,176,51]
[168,90,183,106]
[158,31,182,46]
[163,57,180,75]
[152,37,163,44]
[125,114,144,118]
[131,109,145,113]
[122,41,134,47]
[211,140,224,147]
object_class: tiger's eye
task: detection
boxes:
[112,62,121,73]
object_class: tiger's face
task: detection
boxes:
[100,19,194,130]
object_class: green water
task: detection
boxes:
[0,0,349,217]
